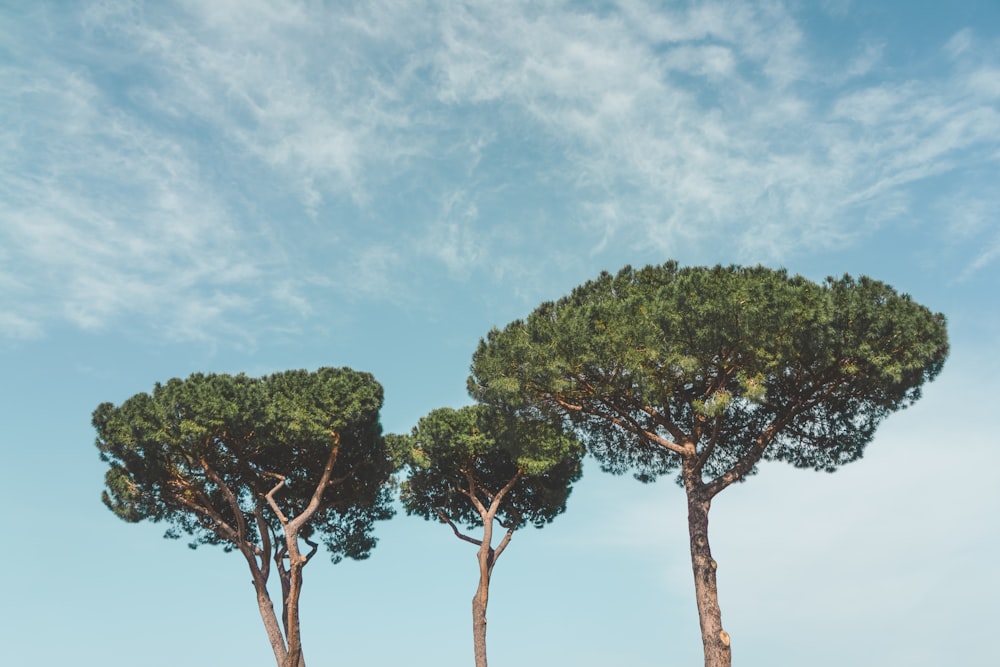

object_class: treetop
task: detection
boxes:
[94,366,393,561]
[391,404,584,531]
[469,262,948,487]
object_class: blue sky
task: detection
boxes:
[2,1,998,665]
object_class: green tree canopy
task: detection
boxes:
[391,404,583,667]
[469,262,948,667]
[394,405,584,530]
[94,367,394,667]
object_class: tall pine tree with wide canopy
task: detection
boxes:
[469,262,948,667]
[94,367,394,667]
[391,405,583,667]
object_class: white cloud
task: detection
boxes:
[0,311,43,340]
[413,1,1000,265]
[0,35,267,342]
[842,40,885,80]
[946,28,976,58]
[3,0,999,340]
[422,193,484,278]
[335,244,408,304]
[663,44,737,79]
[967,66,1000,99]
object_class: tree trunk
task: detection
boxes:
[275,568,307,667]
[242,551,289,667]
[457,468,519,667]
[282,527,308,667]
[686,491,731,667]
[263,439,340,667]
[255,586,290,667]
[472,543,491,667]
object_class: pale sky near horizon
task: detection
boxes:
[2,1,999,666]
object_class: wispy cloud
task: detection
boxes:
[422,194,484,278]
[3,0,998,341]
[420,1,1000,262]
[0,50,262,340]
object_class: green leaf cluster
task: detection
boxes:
[470,262,949,483]
[94,367,394,562]
[390,405,584,531]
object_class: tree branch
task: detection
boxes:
[274,541,289,573]
[486,469,523,518]
[287,432,341,535]
[436,509,482,547]
[461,467,489,516]
[199,453,252,549]
[303,536,320,564]
[553,395,690,456]
[490,524,516,569]
[171,492,240,544]
[693,414,724,476]
[702,378,845,498]
[167,476,264,557]
[639,403,689,447]
[265,476,290,525]
[254,499,272,581]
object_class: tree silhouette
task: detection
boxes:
[391,405,583,667]
[94,367,394,667]
[470,263,948,667]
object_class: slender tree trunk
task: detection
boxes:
[275,566,307,667]
[472,542,492,667]
[264,436,340,667]
[282,528,308,667]
[686,490,731,667]
[242,551,289,667]
[455,468,519,667]
[255,584,290,667]
[278,567,291,638]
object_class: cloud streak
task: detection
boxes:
[3,0,998,341]
[0,50,261,340]
[421,1,1000,260]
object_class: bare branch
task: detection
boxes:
[598,379,689,445]
[287,432,342,534]
[553,395,690,456]
[303,536,320,564]
[172,492,240,544]
[490,524,517,568]
[436,509,482,547]
[254,499,272,580]
[461,468,489,516]
[198,452,253,548]
[265,476,290,525]
[495,507,522,530]
[167,476,266,558]
[485,469,523,519]
[702,381,843,498]
[693,414,724,476]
